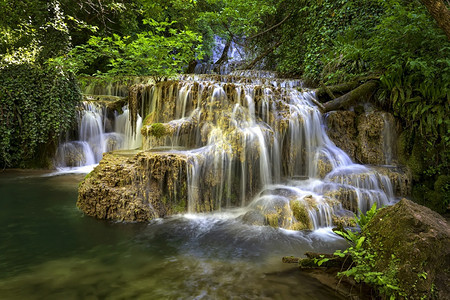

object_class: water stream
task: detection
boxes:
[0,171,347,299]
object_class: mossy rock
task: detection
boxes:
[363,199,450,299]
[407,141,425,181]
[77,151,189,222]
[148,123,167,138]
[143,112,157,126]
[290,199,312,230]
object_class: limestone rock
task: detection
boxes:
[370,165,412,197]
[356,111,396,165]
[325,111,358,161]
[364,199,450,299]
[77,151,189,222]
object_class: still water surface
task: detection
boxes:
[0,170,347,299]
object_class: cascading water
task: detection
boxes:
[194,36,246,75]
[55,99,142,170]
[136,72,396,230]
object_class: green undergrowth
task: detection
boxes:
[328,204,405,299]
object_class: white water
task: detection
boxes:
[54,102,142,172]
[59,69,396,230]
[134,73,395,229]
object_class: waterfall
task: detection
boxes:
[136,72,395,229]
[55,100,142,169]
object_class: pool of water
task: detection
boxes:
[0,170,348,299]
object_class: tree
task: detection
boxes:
[421,0,450,40]
[53,19,203,82]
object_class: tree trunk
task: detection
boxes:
[214,38,232,69]
[186,60,197,74]
[314,81,360,101]
[243,41,282,70]
[323,80,379,113]
[421,0,450,40]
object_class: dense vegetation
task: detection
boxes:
[1,0,448,211]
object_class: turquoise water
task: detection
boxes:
[0,171,347,299]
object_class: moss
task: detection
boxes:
[143,112,156,126]
[363,199,450,299]
[407,141,425,181]
[412,175,450,213]
[435,175,450,196]
[148,123,167,138]
[265,213,279,227]
[289,221,309,231]
[173,201,187,213]
[84,171,93,180]
[332,215,356,229]
[290,199,312,229]
[397,129,411,165]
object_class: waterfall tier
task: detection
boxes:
[77,72,411,229]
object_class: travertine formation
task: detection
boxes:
[77,73,411,226]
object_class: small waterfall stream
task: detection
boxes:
[54,100,142,170]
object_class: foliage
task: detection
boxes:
[332,204,405,299]
[0,64,81,168]
[51,19,203,82]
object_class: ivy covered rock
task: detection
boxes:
[363,199,450,299]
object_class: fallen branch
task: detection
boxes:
[314,81,359,100]
[314,75,380,102]
[319,80,336,100]
[282,252,352,269]
[310,97,326,113]
[323,80,379,113]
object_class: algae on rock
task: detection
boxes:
[363,199,450,299]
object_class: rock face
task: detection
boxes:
[326,110,398,166]
[325,111,358,160]
[77,151,189,222]
[364,199,450,299]
[370,165,412,197]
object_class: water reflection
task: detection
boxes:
[0,172,347,299]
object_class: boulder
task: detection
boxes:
[363,199,450,299]
[77,151,189,222]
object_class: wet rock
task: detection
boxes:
[289,199,313,230]
[241,211,266,226]
[316,154,333,178]
[323,186,359,213]
[364,199,450,299]
[370,165,412,197]
[325,111,358,161]
[331,215,356,229]
[77,151,189,222]
[326,110,400,166]
[55,142,87,167]
[356,111,396,165]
